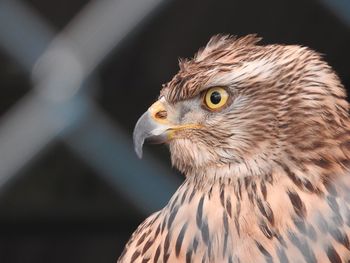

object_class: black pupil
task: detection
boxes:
[210,91,221,104]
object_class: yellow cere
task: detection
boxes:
[149,100,169,124]
[204,87,229,110]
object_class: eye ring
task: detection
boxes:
[203,87,229,111]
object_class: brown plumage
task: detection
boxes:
[119,34,350,262]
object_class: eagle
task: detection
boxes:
[118,35,350,262]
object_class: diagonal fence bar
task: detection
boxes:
[0,94,85,185]
[33,0,171,100]
[57,0,169,77]
[0,0,54,70]
[318,0,350,27]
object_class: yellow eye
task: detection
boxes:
[204,87,229,110]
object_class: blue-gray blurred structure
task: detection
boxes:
[0,0,180,215]
[320,0,350,27]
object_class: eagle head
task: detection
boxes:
[133,34,348,178]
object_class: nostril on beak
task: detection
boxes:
[155,110,167,120]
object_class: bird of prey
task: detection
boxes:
[118,35,350,262]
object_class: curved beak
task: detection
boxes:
[133,110,171,158]
[133,99,200,158]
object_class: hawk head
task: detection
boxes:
[134,34,348,178]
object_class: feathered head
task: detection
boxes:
[134,34,349,178]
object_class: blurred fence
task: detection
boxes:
[0,0,181,215]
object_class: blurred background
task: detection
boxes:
[0,0,349,262]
